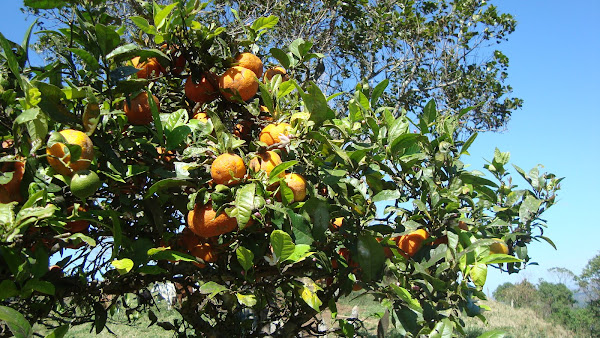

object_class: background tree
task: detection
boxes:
[0,0,558,336]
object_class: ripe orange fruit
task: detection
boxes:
[263,66,289,82]
[187,203,238,238]
[192,112,209,123]
[185,73,218,103]
[123,92,160,125]
[189,242,218,268]
[210,153,246,186]
[0,160,25,203]
[219,66,259,102]
[131,57,165,79]
[66,205,89,233]
[249,151,283,177]
[46,129,94,176]
[235,52,263,78]
[397,229,429,258]
[377,236,401,258]
[490,239,509,255]
[259,123,291,146]
[329,217,344,232]
[283,173,307,202]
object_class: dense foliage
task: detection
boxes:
[1,0,559,336]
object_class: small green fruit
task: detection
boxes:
[70,170,101,199]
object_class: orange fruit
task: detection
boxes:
[179,228,201,252]
[329,217,343,232]
[46,129,94,176]
[65,205,89,233]
[219,66,259,102]
[431,236,448,246]
[263,66,289,82]
[123,92,160,125]
[490,239,509,255]
[248,151,283,177]
[187,203,238,238]
[185,73,218,103]
[397,229,429,258]
[283,173,306,202]
[377,236,401,258]
[259,123,291,146]
[189,242,218,268]
[0,160,25,203]
[210,153,246,186]
[235,52,263,78]
[131,57,165,79]
[192,112,209,123]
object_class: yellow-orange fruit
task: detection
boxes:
[235,52,263,78]
[490,239,509,255]
[189,242,218,268]
[46,129,94,176]
[0,160,25,203]
[397,229,429,258]
[185,73,218,103]
[329,217,344,232]
[193,112,209,123]
[233,120,252,139]
[259,123,291,146]
[187,203,238,238]
[283,173,307,202]
[210,153,246,186]
[263,66,289,82]
[65,205,89,233]
[248,151,283,177]
[219,66,258,102]
[123,92,160,125]
[131,57,165,79]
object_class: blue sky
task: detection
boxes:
[1,1,599,294]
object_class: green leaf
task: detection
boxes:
[477,329,507,338]
[66,233,96,247]
[22,279,55,296]
[300,285,322,311]
[269,48,291,69]
[111,258,134,275]
[251,15,279,32]
[67,48,99,70]
[93,302,107,334]
[460,133,478,155]
[430,318,454,338]
[147,248,197,262]
[45,324,69,338]
[289,38,306,59]
[423,99,437,125]
[0,280,18,300]
[138,265,167,275]
[373,190,401,203]
[166,125,191,150]
[519,195,542,223]
[288,210,313,245]
[154,3,178,28]
[270,230,295,263]
[470,263,488,287]
[130,16,157,35]
[268,161,298,185]
[493,148,510,165]
[286,244,313,263]
[0,306,32,338]
[355,234,385,281]
[235,183,255,228]
[95,24,121,55]
[304,198,329,242]
[199,281,227,299]
[460,173,498,188]
[236,246,254,271]
[390,284,423,312]
[23,0,66,9]
[0,33,24,92]
[299,82,335,126]
[390,134,423,156]
[479,254,521,265]
[277,80,295,98]
[370,79,389,107]
[236,293,257,307]
[144,178,195,199]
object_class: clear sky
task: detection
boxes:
[1,1,598,294]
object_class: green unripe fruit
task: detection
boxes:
[70,170,101,199]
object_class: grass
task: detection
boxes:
[31,294,576,337]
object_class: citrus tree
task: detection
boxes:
[0,0,560,336]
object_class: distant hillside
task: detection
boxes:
[463,300,576,338]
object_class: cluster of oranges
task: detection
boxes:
[0,140,25,203]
